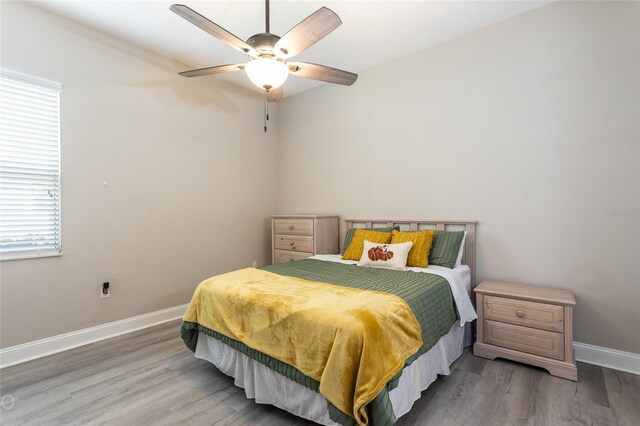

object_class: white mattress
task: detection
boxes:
[193,256,477,424]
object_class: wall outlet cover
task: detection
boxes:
[100,282,110,299]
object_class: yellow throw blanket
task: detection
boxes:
[183,268,422,425]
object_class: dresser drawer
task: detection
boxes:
[274,249,312,264]
[274,235,314,253]
[274,218,314,236]
[484,320,564,360]
[484,295,564,332]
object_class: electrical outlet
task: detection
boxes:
[100,282,110,299]
[252,260,258,268]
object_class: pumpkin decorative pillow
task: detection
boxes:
[357,240,413,270]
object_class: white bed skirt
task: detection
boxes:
[194,321,472,425]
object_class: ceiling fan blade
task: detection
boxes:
[170,4,255,56]
[266,87,283,102]
[288,62,358,86]
[275,7,341,59]
[178,64,245,78]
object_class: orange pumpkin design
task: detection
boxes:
[368,245,394,261]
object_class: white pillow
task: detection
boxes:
[358,240,413,270]
[455,231,467,268]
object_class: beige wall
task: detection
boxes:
[0,2,279,347]
[277,1,640,353]
[1,1,638,355]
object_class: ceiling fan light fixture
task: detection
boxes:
[245,58,289,91]
[171,2,358,99]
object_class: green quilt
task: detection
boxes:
[181,259,458,426]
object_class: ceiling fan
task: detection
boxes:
[170,0,358,102]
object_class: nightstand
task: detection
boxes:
[271,215,339,264]
[473,281,578,381]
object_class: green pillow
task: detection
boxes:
[342,226,399,255]
[429,230,465,268]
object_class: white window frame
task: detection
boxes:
[0,68,63,261]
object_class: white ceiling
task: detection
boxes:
[30,0,552,97]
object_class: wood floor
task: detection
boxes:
[1,320,638,426]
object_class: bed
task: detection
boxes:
[181,219,478,425]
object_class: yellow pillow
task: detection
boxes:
[391,229,435,268]
[342,229,392,261]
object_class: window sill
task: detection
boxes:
[0,252,63,262]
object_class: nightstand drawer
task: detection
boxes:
[484,295,564,332]
[274,235,314,253]
[484,320,564,361]
[274,219,314,236]
[274,249,312,264]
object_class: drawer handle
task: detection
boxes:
[289,225,294,230]
[292,246,296,250]
[289,241,295,246]
[516,310,525,318]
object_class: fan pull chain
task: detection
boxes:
[264,98,270,132]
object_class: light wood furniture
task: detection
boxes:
[271,215,339,264]
[473,281,578,381]
[345,219,477,287]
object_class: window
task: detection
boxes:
[0,69,62,260]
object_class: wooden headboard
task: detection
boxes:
[345,219,478,288]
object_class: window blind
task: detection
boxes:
[0,69,62,259]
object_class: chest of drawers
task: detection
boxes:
[271,215,339,264]
[473,281,578,381]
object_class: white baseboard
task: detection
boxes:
[0,304,188,369]
[574,341,640,375]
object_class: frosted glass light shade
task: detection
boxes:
[245,58,289,90]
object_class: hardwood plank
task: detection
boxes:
[568,397,616,426]
[456,358,516,425]
[603,367,640,426]
[530,366,578,426]
[575,362,611,408]
[490,363,543,424]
